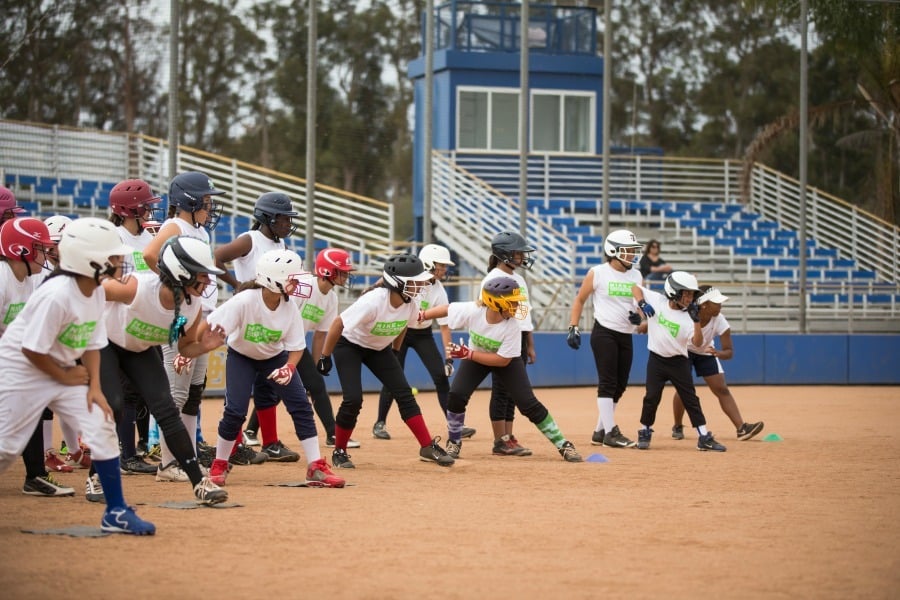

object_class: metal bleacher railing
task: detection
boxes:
[0,119,395,276]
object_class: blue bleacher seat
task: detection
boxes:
[760,246,785,256]
[852,270,877,280]
[573,199,595,212]
[809,293,836,304]
[769,269,794,279]
[680,218,705,229]
[17,175,38,188]
[715,238,739,248]
[832,259,855,268]
[755,220,779,230]
[867,294,894,304]
[779,258,800,267]
[733,246,758,256]
[824,269,849,279]
[750,257,777,267]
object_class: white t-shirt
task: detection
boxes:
[292,274,338,334]
[207,288,306,360]
[232,230,284,283]
[0,275,108,388]
[446,301,522,360]
[640,287,697,358]
[481,268,533,332]
[589,262,643,333]
[106,272,202,352]
[689,313,731,355]
[340,287,418,351]
[118,226,154,274]
[412,279,449,330]
[163,217,218,312]
[0,262,36,337]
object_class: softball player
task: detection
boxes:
[670,285,764,441]
[318,254,455,469]
[0,218,155,533]
[0,185,25,224]
[142,171,225,481]
[567,229,644,448]
[631,272,727,452]
[421,276,583,462]
[372,244,475,441]
[481,231,535,456]
[205,249,345,488]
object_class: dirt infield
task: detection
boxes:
[1,385,898,599]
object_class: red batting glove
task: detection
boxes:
[267,363,297,385]
[173,354,193,375]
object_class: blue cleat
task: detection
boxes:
[101,506,156,536]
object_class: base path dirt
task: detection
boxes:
[1,385,898,599]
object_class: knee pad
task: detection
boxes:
[183,383,203,416]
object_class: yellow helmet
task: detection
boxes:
[482,276,528,320]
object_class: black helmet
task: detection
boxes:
[168,171,225,231]
[382,254,432,303]
[253,192,298,240]
[491,231,535,270]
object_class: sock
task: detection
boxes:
[147,416,160,446]
[217,437,236,462]
[42,418,53,451]
[159,435,175,466]
[59,419,81,455]
[404,414,434,447]
[195,404,204,444]
[117,404,137,458]
[300,436,321,463]
[230,439,240,457]
[93,457,125,509]
[537,413,566,448]
[257,406,279,446]
[181,414,198,454]
[598,397,615,433]
[697,425,708,436]
[446,410,466,443]
[334,425,353,451]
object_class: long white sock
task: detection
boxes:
[300,436,321,464]
[598,397,616,432]
[697,425,708,436]
[181,414,198,454]
[159,434,175,466]
[595,398,605,432]
[42,419,53,451]
[216,437,235,462]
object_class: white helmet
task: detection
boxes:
[664,271,700,302]
[419,243,455,271]
[158,236,223,288]
[255,249,311,298]
[603,229,643,267]
[58,217,132,280]
[43,215,73,242]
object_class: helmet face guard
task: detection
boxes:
[382,254,432,303]
[491,231,536,271]
[482,276,528,319]
[285,275,313,299]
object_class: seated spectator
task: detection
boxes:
[639,239,673,281]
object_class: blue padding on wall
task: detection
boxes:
[847,336,900,384]
[763,334,848,384]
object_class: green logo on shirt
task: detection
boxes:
[244,323,283,344]
[470,331,501,353]
[57,321,98,349]
[420,300,431,309]
[658,314,680,338]
[301,303,324,324]
[132,250,150,272]
[125,318,169,343]
[370,320,407,337]
[608,281,633,297]
[3,302,25,325]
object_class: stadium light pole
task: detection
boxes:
[518,0,530,239]
[423,0,434,245]
[168,0,179,185]
[305,0,318,268]
[600,0,611,240]
[798,0,809,333]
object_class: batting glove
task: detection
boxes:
[566,325,581,350]
[687,302,701,323]
[627,311,643,326]
[317,355,333,376]
[267,363,297,385]
[637,299,655,318]
[172,354,193,375]
[446,338,473,360]
[444,358,455,377]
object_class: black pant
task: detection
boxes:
[333,337,422,430]
[377,328,449,421]
[449,358,548,425]
[489,331,529,422]
[590,323,633,401]
[640,351,707,428]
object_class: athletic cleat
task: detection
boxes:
[672,425,685,440]
[261,440,300,463]
[23,474,75,497]
[156,460,190,483]
[325,436,360,449]
[591,429,605,445]
[737,421,764,441]
[508,435,532,456]
[637,428,653,450]
[65,448,92,469]
[120,455,158,475]
[305,458,346,488]
[229,444,268,465]
[85,473,104,503]
[194,476,229,505]
[44,450,74,473]
[460,427,476,439]
[559,441,583,462]
[101,506,156,535]
[419,437,455,466]
[372,421,391,440]
[242,429,260,447]
[145,444,162,462]
[196,443,215,468]
[697,432,727,452]
[492,434,527,456]
[603,425,637,448]
[446,439,462,459]
[208,459,231,485]
[332,448,355,469]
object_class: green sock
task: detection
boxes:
[537,414,566,449]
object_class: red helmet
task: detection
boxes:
[0,217,54,262]
[109,179,162,219]
[0,186,26,223]
[315,248,354,286]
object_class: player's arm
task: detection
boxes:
[101,275,138,304]
[80,349,113,420]
[142,222,182,273]
[22,349,89,386]
[713,329,734,360]
[213,235,253,290]
[569,269,594,328]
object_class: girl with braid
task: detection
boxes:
[99,236,229,504]
[419,276,583,463]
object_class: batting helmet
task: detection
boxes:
[0,217,53,263]
[158,236,223,289]
[58,217,131,280]
[603,229,643,268]
[482,275,528,320]
[109,179,162,220]
[664,271,700,302]
[315,248,354,287]
[491,231,535,270]
[382,254,432,303]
